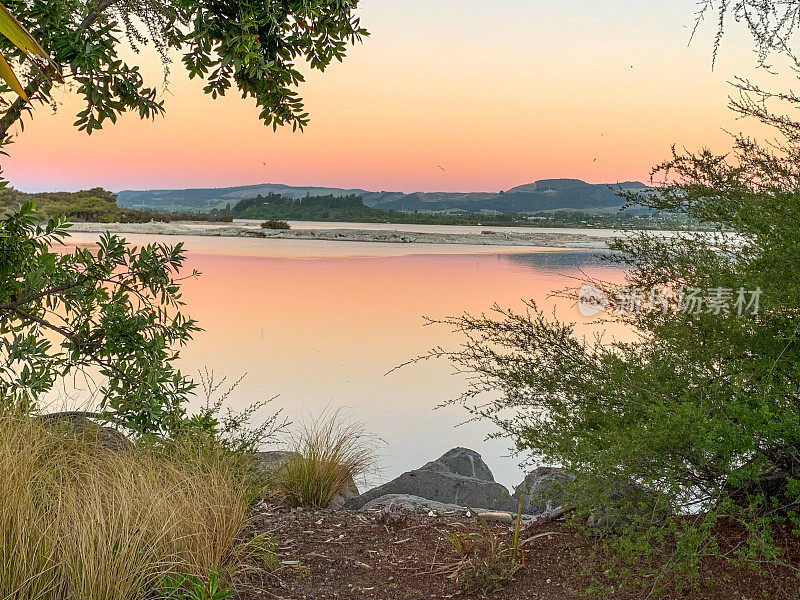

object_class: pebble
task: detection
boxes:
[477,511,514,524]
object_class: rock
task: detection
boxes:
[477,511,514,524]
[587,482,665,533]
[252,450,299,474]
[361,494,471,516]
[513,467,575,516]
[345,448,516,512]
[420,447,496,481]
[328,480,360,510]
[37,412,132,452]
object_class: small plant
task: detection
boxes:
[277,410,374,508]
[261,219,291,230]
[245,532,281,572]
[446,498,556,593]
[158,568,233,600]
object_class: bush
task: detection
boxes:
[0,204,199,435]
[425,135,800,575]
[261,219,291,230]
[277,411,374,508]
[0,411,252,600]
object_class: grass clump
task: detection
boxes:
[0,410,254,600]
[277,411,374,508]
[446,499,555,594]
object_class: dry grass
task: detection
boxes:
[0,411,253,600]
[277,411,374,508]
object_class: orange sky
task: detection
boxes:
[2,1,788,193]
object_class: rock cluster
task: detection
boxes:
[345,447,570,519]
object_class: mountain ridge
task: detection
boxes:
[117,179,650,214]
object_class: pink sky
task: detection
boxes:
[2,1,784,193]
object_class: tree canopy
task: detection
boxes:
[0,0,366,138]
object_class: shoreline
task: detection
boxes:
[68,221,615,248]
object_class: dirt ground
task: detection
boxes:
[234,502,800,600]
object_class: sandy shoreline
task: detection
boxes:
[69,221,614,248]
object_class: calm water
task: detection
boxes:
[62,232,625,489]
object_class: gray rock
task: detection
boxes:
[345,448,516,512]
[513,467,575,516]
[328,480,360,510]
[252,450,299,474]
[420,447,495,481]
[477,511,514,524]
[361,494,471,515]
[587,482,666,533]
[37,412,132,453]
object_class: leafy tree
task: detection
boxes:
[0,2,366,435]
[0,0,366,137]
[0,202,199,435]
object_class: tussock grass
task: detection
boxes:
[278,411,374,508]
[0,411,253,600]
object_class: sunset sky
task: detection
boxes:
[4,0,784,193]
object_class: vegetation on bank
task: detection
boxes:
[0,188,233,223]
[227,192,692,230]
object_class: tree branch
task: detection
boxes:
[0,278,87,310]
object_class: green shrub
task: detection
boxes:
[260,219,291,230]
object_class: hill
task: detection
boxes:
[117,179,649,214]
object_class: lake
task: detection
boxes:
[63,231,626,489]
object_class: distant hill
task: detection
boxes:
[117,179,649,214]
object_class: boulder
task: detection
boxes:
[252,450,299,474]
[37,412,132,453]
[328,480,360,510]
[361,493,470,515]
[477,511,514,524]
[513,467,575,516]
[345,448,516,512]
[420,447,496,481]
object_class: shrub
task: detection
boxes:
[425,133,800,575]
[261,219,291,230]
[0,204,199,435]
[277,411,374,508]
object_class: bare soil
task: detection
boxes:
[235,503,800,600]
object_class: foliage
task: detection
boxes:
[158,568,233,600]
[0,203,199,435]
[424,131,800,573]
[446,498,557,593]
[277,410,374,509]
[0,410,252,600]
[244,532,281,572]
[180,369,288,454]
[225,191,684,229]
[0,187,233,223]
[260,218,291,230]
[0,1,48,99]
[0,0,367,137]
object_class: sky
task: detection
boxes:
[3,0,788,193]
